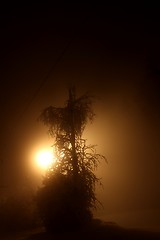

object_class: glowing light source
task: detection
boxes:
[36,149,54,170]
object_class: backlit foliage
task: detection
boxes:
[37,87,106,231]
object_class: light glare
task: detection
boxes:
[36,150,53,169]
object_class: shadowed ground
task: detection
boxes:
[1,219,160,240]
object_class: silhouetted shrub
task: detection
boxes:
[36,172,93,232]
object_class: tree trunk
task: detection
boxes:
[68,88,78,179]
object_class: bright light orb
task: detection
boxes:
[36,150,54,170]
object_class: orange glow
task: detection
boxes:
[35,149,54,170]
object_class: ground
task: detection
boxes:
[1,220,160,240]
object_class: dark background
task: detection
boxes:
[0,4,160,231]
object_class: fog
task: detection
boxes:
[0,6,160,233]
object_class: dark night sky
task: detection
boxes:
[0,5,160,230]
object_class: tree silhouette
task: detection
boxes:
[36,87,106,232]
